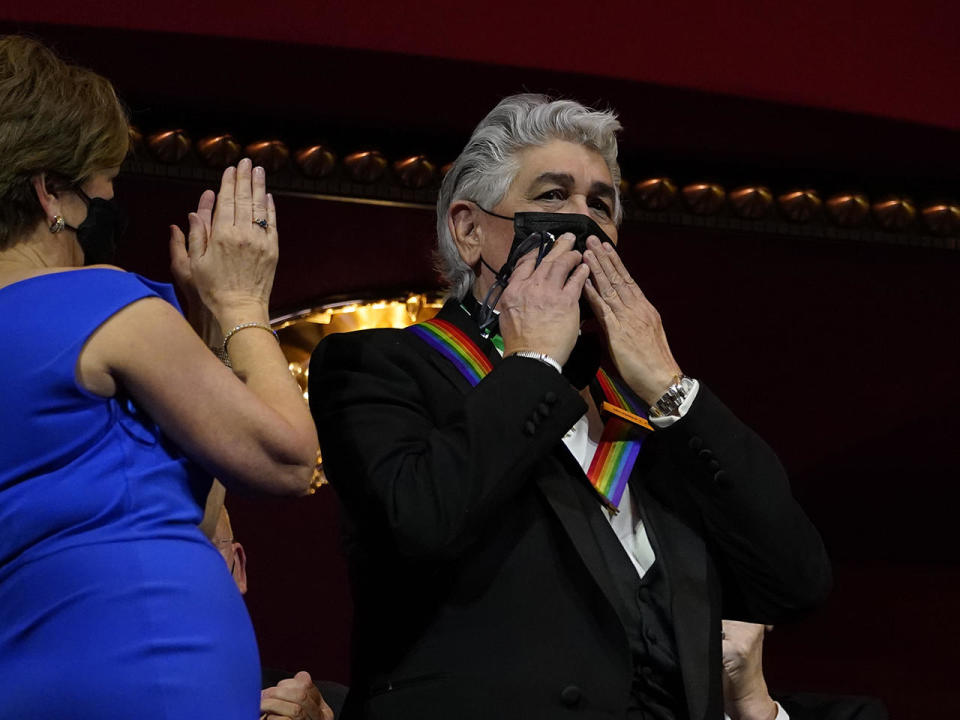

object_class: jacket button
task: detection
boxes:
[559,685,581,706]
[713,470,728,484]
[688,436,703,451]
[544,391,558,405]
[698,448,713,461]
[708,459,720,472]
[538,402,551,418]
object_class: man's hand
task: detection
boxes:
[582,237,681,405]
[498,233,590,366]
[260,671,334,720]
[721,620,779,720]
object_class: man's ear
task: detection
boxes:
[31,173,62,222]
[448,200,482,267]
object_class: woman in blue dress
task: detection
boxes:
[0,37,319,718]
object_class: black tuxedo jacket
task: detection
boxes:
[309,300,830,720]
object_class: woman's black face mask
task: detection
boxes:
[474,207,614,332]
[65,188,128,266]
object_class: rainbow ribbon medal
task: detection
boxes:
[407,318,493,386]
[587,369,653,513]
[408,319,652,513]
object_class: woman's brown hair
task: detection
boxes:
[0,36,129,249]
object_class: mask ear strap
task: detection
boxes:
[472,202,514,297]
[475,204,514,222]
[478,256,499,276]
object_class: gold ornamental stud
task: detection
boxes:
[344,150,388,183]
[196,134,242,168]
[632,178,677,211]
[777,189,822,223]
[825,193,869,227]
[729,186,773,219]
[244,140,290,173]
[872,196,916,231]
[920,203,960,236]
[146,129,192,164]
[295,145,337,178]
[681,183,726,215]
[393,155,437,189]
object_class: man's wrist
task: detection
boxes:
[508,350,562,374]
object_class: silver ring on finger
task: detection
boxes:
[253,217,268,230]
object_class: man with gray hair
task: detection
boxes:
[309,94,830,720]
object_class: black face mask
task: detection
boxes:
[478,209,614,276]
[474,208,614,332]
[65,189,128,266]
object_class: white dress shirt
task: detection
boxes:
[561,379,700,577]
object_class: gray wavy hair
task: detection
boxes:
[435,93,623,300]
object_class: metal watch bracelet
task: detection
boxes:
[647,375,692,418]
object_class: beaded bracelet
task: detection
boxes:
[217,322,279,368]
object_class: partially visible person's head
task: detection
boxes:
[212,506,248,594]
[0,35,128,250]
[436,94,623,299]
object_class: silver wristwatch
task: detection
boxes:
[647,375,694,418]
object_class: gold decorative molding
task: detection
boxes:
[269,293,443,489]
[123,125,959,245]
[272,294,444,400]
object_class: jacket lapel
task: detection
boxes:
[536,453,634,653]
[633,479,714,720]
[538,375,637,651]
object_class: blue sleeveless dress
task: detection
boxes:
[0,269,260,718]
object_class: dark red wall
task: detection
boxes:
[4,0,960,130]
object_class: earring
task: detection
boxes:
[49,215,65,234]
